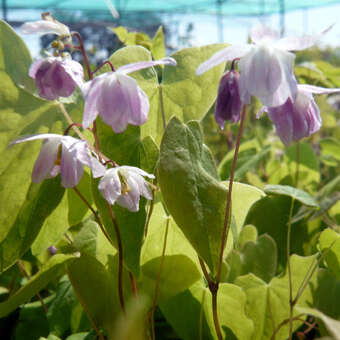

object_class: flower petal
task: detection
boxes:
[82,78,102,128]
[196,44,251,76]
[116,175,140,212]
[298,84,340,95]
[119,166,155,179]
[21,20,70,36]
[9,133,63,146]
[98,168,121,205]
[61,59,84,88]
[117,57,177,75]
[60,145,83,188]
[32,139,60,183]
[251,23,280,43]
[274,24,334,51]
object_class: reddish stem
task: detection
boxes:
[93,60,115,74]
[72,31,92,80]
[129,271,139,298]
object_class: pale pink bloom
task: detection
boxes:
[98,166,154,212]
[10,134,106,188]
[260,85,340,145]
[82,57,177,133]
[197,24,332,107]
[29,57,84,100]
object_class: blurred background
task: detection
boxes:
[3,0,340,64]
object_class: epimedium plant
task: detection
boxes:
[1,12,340,340]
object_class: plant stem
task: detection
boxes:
[93,60,115,74]
[129,271,139,298]
[159,84,167,131]
[17,260,48,314]
[72,187,113,246]
[295,142,300,187]
[150,218,170,340]
[144,188,155,238]
[72,31,92,80]
[217,104,247,284]
[287,197,295,340]
[107,203,126,314]
[270,314,304,340]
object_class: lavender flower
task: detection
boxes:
[98,166,155,212]
[82,57,177,133]
[261,85,340,145]
[197,24,332,107]
[29,57,84,101]
[215,69,242,127]
[10,134,106,188]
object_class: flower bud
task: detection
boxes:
[29,57,84,101]
[215,70,242,128]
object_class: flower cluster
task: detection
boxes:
[13,16,176,211]
[197,23,339,145]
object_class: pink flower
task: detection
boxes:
[29,57,84,101]
[98,166,154,212]
[10,134,105,188]
[197,24,332,107]
[260,85,340,145]
[82,57,177,133]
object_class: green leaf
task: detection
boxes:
[160,281,254,340]
[227,234,277,283]
[47,276,78,337]
[238,225,258,249]
[65,334,96,340]
[67,254,131,336]
[320,137,340,161]
[0,254,75,317]
[264,184,318,207]
[245,196,310,269]
[141,201,201,301]
[0,178,65,272]
[285,142,320,191]
[146,44,226,144]
[158,117,227,274]
[319,228,340,280]
[235,255,318,340]
[139,136,159,174]
[0,20,34,91]
[151,26,166,60]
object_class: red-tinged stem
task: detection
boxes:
[63,122,86,136]
[72,187,113,247]
[217,104,247,284]
[107,203,126,314]
[72,31,92,80]
[150,218,170,340]
[129,271,138,298]
[93,60,115,74]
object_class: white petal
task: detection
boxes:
[98,168,121,205]
[239,45,282,102]
[9,133,63,146]
[21,20,70,36]
[196,44,251,76]
[117,57,177,75]
[32,139,60,183]
[119,166,155,179]
[116,176,140,212]
[298,84,340,95]
[274,24,334,51]
[61,59,84,88]
[251,23,280,43]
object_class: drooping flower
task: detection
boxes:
[21,13,70,38]
[82,57,177,133]
[214,68,242,127]
[29,57,84,101]
[10,134,106,188]
[98,166,155,212]
[197,24,332,107]
[260,84,340,145]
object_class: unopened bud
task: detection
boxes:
[215,70,242,128]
